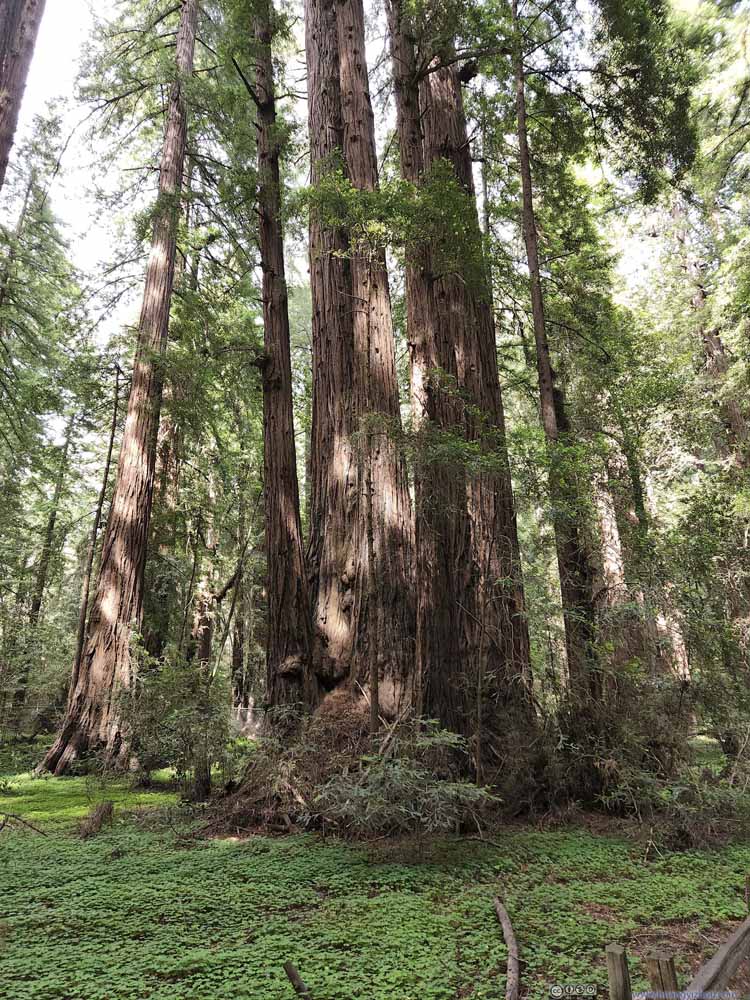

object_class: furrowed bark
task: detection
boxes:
[335,0,415,717]
[305,0,359,689]
[0,0,46,192]
[39,0,199,775]
[387,0,462,721]
[254,0,316,712]
[419,60,535,763]
[387,0,535,767]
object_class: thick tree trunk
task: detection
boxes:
[512,7,599,703]
[39,0,198,775]
[418,61,534,766]
[387,0,460,722]
[305,0,360,692]
[334,0,415,717]
[0,0,46,192]
[254,0,315,712]
[387,0,534,769]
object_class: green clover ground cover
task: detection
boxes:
[1,771,749,1000]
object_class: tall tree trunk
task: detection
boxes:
[304,0,360,692]
[28,415,74,628]
[334,0,415,717]
[387,1,534,768]
[11,413,73,713]
[71,366,121,693]
[511,3,599,703]
[39,0,199,775]
[0,0,46,192]
[254,0,315,711]
[387,0,459,721]
[419,61,534,766]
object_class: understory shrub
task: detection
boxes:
[217,693,498,837]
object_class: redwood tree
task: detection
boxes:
[511,0,599,702]
[40,0,199,774]
[0,0,46,192]
[304,0,358,698]
[334,0,415,718]
[387,1,535,771]
[253,0,316,710]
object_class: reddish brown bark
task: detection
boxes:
[386,0,458,721]
[387,0,534,764]
[304,0,360,691]
[254,0,315,711]
[39,0,199,775]
[419,62,534,760]
[334,0,415,717]
[0,0,46,192]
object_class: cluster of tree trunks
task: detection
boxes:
[37,0,695,776]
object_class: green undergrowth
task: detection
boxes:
[1,774,749,1000]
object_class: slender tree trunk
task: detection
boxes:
[28,415,74,628]
[71,367,121,693]
[11,413,73,713]
[511,3,598,702]
[335,0,415,717]
[305,0,360,690]
[39,0,199,775]
[253,0,315,712]
[0,0,46,192]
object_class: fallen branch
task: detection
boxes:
[0,812,47,836]
[284,962,312,997]
[494,897,520,1000]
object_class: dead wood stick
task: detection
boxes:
[0,812,47,836]
[494,897,520,1000]
[284,962,312,997]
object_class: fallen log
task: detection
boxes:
[284,961,313,997]
[495,897,520,1000]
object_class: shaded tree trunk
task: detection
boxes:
[335,0,415,717]
[39,0,199,775]
[419,60,534,769]
[304,0,359,692]
[71,366,120,693]
[512,4,599,703]
[254,0,315,712]
[0,0,46,192]
[387,0,461,722]
[387,1,534,771]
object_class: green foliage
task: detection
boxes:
[2,774,750,999]
[315,726,497,836]
[118,647,252,795]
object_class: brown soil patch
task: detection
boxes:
[627,919,750,994]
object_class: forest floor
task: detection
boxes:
[2,748,750,1000]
